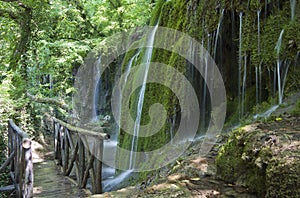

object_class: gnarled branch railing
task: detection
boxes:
[0,120,33,198]
[45,114,109,194]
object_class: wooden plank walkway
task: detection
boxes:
[32,141,90,198]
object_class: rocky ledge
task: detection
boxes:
[216,113,300,197]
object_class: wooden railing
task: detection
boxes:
[0,120,33,198]
[45,114,109,194]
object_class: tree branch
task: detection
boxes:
[27,92,71,112]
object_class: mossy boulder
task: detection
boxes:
[216,116,300,197]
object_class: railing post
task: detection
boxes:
[16,135,21,197]
[94,139,103,194]
[43,114,109,195]
[22,138,33,198]
[78,135,85,187]
[8,123,14,172]
[7,120,33,198]
[63,128,69,175]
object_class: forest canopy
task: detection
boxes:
[0,0,155,133]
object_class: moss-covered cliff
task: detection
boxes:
[116,0,300,175]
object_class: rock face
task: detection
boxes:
[116,0,300,167]
[216,114,300,197]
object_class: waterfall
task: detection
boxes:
[255,10,261,110]
[103,170,133,192]
[257,10,262,104]
[255,66,259,107]
[241,55,247,116]
[101,49,142,193]
[124,51,140,86]
[275,29,285,104]
[169,107,176,144]
[92,56,101,121]
[259,61,263,102]
[49,74,53,90]
[213,9,224,59]
[129,23,159,169]
[290,0,296,21]
[238,12,243,118]
[201,33,210,129]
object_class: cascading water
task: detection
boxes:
[92,56,101,121]
[241,55,247,116]
[169,107,176,144]
[213,9,224,59]
[256,10,262,106]
[124,51,141,86]
[103,170,134,192]
[275,29,285,104]
[101,48,141,193]
[238,12,243,118]
[129,23,159,170]
[290,0,296,21]
[201,33,210,129]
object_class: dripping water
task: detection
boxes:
[102,50,142,193]
[238,12,243,118]
[129,23,159,169]
[213,9,225,59]
[275,29,285,104]
[241,55,247,116]
[290,0,296,21]
[92,57,101,121]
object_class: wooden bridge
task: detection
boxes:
[0,115,109,198]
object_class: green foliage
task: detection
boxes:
[0,75,14,194]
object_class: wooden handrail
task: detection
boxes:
[45,113,109,140]
[0,120,33,198]
[44,114,109,194]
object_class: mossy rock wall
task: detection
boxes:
[117,0,300,171]
[216,120,300,197]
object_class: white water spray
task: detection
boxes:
[103,170,134,192]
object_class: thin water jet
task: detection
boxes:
[129,23,159,169]
[275,29,285,104]
[238,12,243,118]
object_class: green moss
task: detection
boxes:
[266,154,300,197]
[216,127,270,196]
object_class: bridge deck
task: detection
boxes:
[32,140,90,198]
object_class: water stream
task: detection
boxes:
[102,170,134,192]
[241,55,247,116]
[290,0,296,21]
[275,29,285,104]
[238,12,243,118]
[129,23,159,170]
[213,9,224,59]
[257,10,262,106]
[92,57,101,121]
